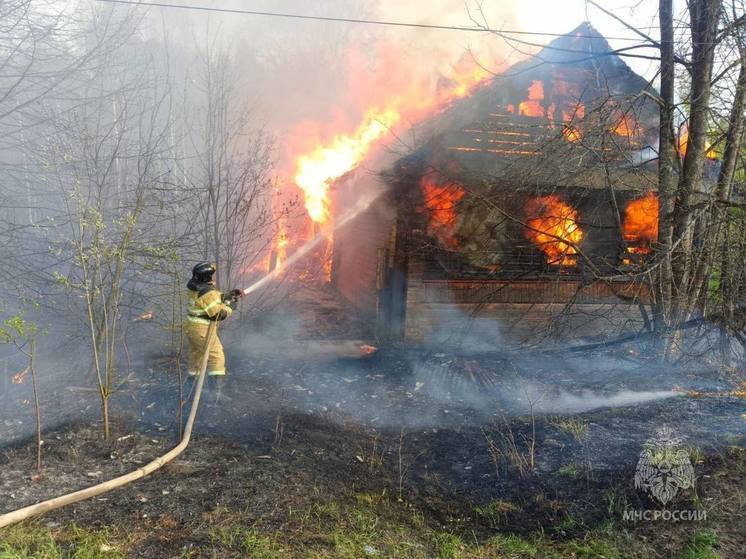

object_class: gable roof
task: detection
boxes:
[391,22,660,192]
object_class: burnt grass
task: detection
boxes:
[1,319,745,557]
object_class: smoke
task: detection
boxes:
[210,296,692,432]
[243,186,387,295]
[142,0,521,166]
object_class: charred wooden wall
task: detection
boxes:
[397,181,653,343]
[331,177,397,321]
[404,257,651,345]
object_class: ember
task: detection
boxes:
[12,368,29,385]
[524,195,583,267]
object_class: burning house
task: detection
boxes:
[330,23,663,346]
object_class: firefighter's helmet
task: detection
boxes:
[192,261,216,282]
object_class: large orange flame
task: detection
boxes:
[524,195,583,267]
[622,192,658,260]
[294,108,400,225]
[419,174,465,250]
[287,57,494,280]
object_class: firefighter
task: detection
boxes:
[185,261,242,377]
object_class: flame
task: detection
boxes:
[258,182,292,275]
[513,79,585,141]
[519,80,544,117]
[622,192,658,262]
[292,54,493,229]
[677,124,717,160]
[524,195,583,266]
[448,58,493,98]
[613,113,636,137]
[558,104,584,142]
[419,173,466,250]
[288,54,493,280]
[678,381,746,400]
[295,108,399,224]
[293,109,399,282]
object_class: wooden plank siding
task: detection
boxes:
[331,185,397,318]
[404,302,649,346]
[404,256,650,344]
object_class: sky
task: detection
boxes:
[376,0,676,79]
[136,0,688,171]
[147,0,683,79]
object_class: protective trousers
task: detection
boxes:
[186,321,225,376]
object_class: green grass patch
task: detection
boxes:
[0,524,124,559]
[569,537,624,559]
[678,530,721,559]
[474,500,521,528]
[432,532,464,559]
[554,464,580,478]
[208,525,280,558]
[551,417,588,441]
[485,533,539,557]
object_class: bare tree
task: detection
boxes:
[186,38,275,291]
[41,9,175,439]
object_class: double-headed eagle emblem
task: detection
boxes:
[634,427,695,505]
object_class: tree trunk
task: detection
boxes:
[656,0,676,343]
[673,0,721,249]
[716,53,746,204]
[666,0,722,356]
[102,397,110,440]
[717,52,746,363]
[29,339,42,472]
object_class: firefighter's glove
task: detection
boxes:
[229,289,243,300]
[222,289,243,307]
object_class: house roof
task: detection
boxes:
[389,22,660,193]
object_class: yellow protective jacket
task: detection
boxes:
[185,278,233,326]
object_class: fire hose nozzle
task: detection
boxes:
[223,289,244,305]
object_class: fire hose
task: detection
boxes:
[0,321,218,530]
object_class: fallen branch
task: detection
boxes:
[0,321,218,529]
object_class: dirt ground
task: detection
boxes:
[0,411,744,558]
[1,291,745,557]
[1,359,745,557]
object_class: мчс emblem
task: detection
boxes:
[634,428,695,505]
